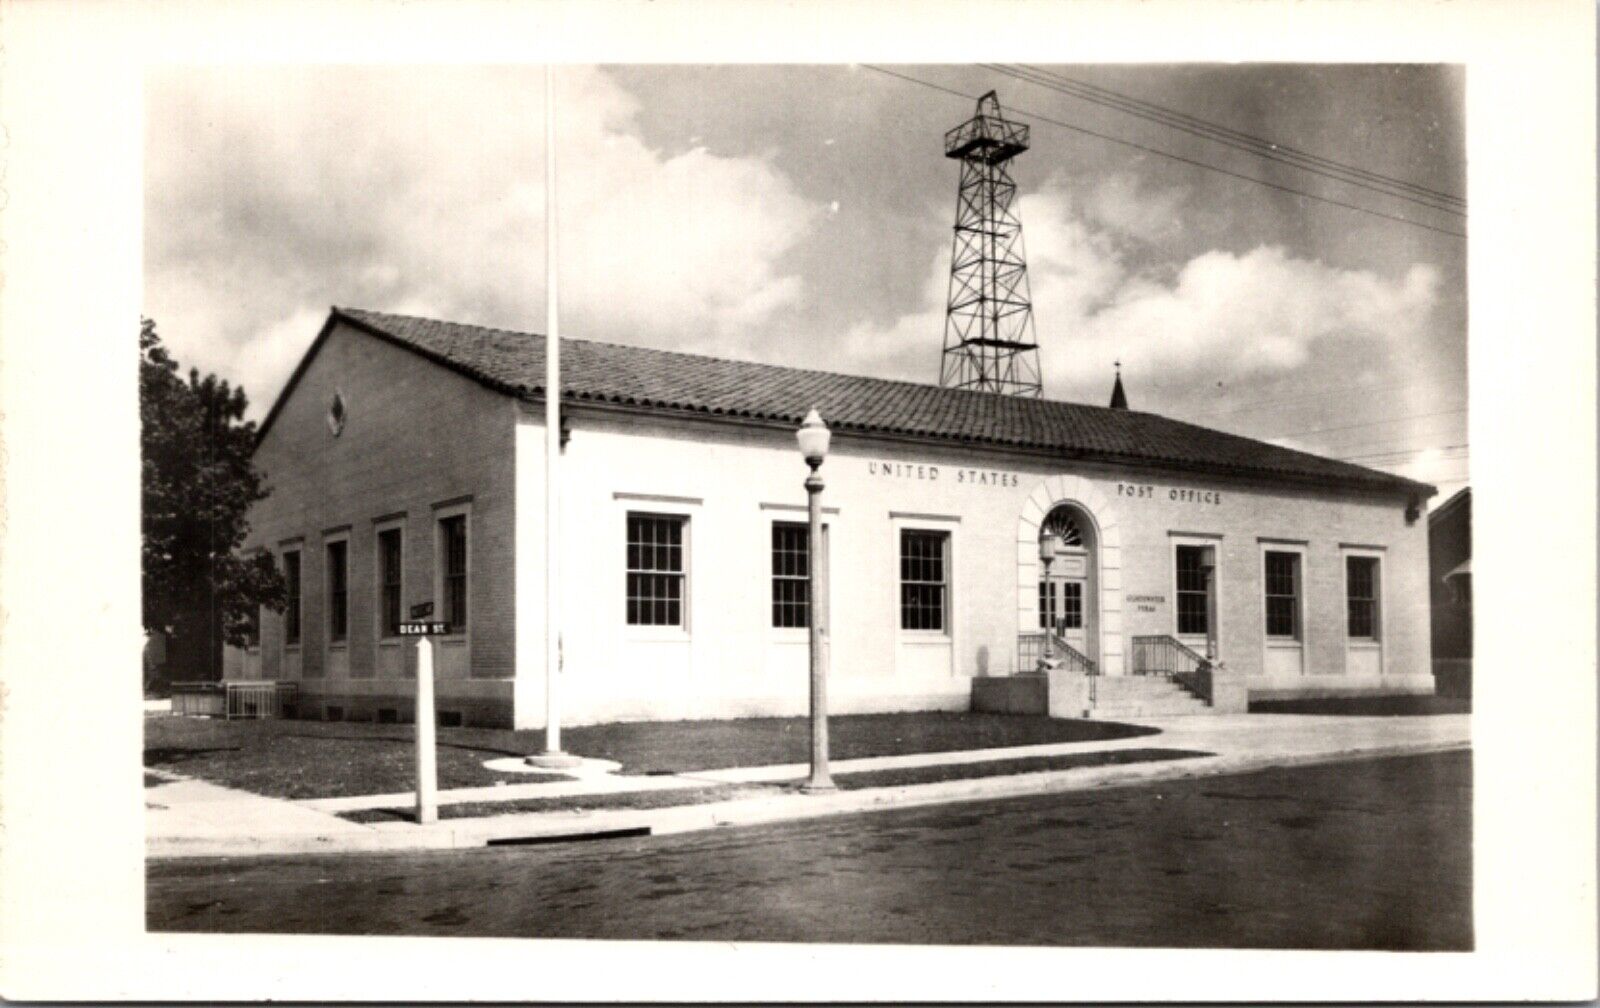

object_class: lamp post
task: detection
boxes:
[796,409,834,793]
[1037,530,1060,669]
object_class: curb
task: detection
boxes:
[146,738,1470,859]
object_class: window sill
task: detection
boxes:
[1266,638,1303,648]
[329,641,349,651]
[899,633,953,646]
[1347,639,1381,649]
[626,626,691,644]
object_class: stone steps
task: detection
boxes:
[1088,675,1212,718]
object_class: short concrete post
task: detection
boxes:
[415,636,438,825]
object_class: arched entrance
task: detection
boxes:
[1037,504,1099,668]
[1016,475,1125,677]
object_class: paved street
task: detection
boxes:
[148,750,1471,950]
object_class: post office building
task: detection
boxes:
[224,307,1436,728]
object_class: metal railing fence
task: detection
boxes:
[1016,631,1098,675]
[171,680,298,719]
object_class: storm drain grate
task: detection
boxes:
[486,826,652,847]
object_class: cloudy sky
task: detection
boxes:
[146,63,1467,501]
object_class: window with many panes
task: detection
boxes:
[326,540,349,642]
[378,527,402,638]
[1059,581,1082,629]
[627,513,686,627]
[1037,580,1083,632]
[1176,545,1210,636]
[900,529,949,632]
[440,514,468,633]
[1264,550,1300,639]
[1346,556,1380,639]
[283,550,301,645]
[770,522,810,629]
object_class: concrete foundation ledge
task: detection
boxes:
[1044,669,1093,719]
[1248,674,1437,701]
[971,674,1048,715]
[1201,670,1249,713]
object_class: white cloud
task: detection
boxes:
[1079,172,1189,245]
[844,175,1441,401]
[145,66,821,415]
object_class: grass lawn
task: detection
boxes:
[146,711,1158,800]
[144,717,575,799]
[1249,695,1471,716]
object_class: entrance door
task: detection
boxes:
[1039,550,1089,656]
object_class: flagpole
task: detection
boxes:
[535,63,571,764]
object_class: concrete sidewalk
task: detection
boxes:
[146,713,1470,859]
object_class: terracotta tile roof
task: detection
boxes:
[298,307,1430,498]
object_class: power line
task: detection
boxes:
[991,63,1466,214]
[1336,442,1469,462]
[1314,426,1471,455]
[1178,370,1468,420]
[1256,407,1468,440]
[860,64,1468,240]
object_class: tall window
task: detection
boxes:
[440,514,468,633]
[326,540,348,642]
[1347,556,1380,639]
[1037,581,1083,632]
[1059,581,1082,630]
[378,528,402,638]
[627,513,686,627]
[283,550,302,645]
[900,529,950,632]
[1264,551,1300,639]
[1176,545,1210,636]
[771,522,810,629]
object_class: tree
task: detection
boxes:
[141,318,285,687]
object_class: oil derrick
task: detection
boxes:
[939,91,1041,397]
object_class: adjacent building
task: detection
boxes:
[224,307,1436,728]
[1427,486,1472,697]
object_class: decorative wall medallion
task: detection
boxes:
[327,390,348,436]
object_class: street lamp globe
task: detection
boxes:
[796,408,831,467]
[1039,530,1061,563]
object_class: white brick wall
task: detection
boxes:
[518,407,1432,728]
[228,321,1431,728]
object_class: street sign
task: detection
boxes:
[410,601,434,619]
[398,621,449,636]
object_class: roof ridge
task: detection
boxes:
[334,305,1141,421]
[316,306,1433,499]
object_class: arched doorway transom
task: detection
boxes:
[1016,476,1125,676]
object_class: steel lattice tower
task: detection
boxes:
[939,91,1042,397]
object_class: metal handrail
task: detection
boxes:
[1130,635,1210,677]
[1016,632,1098,675]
